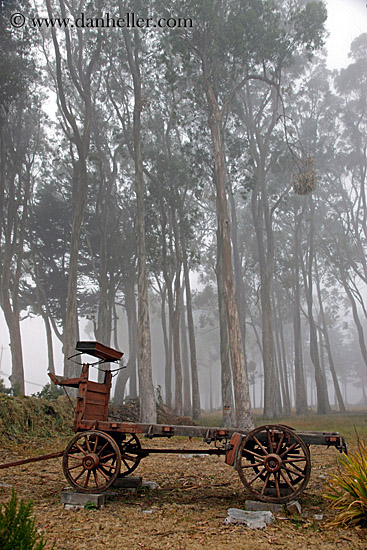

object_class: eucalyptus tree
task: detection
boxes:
[44,0,102,377]
[101,1,159,421]
[0,0,41,393]
[334,34,367,287]
[24,150,72,373]
[159,0,327,425]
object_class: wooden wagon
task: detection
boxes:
[1,341,347,504]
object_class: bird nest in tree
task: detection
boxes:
[292,156,317,195]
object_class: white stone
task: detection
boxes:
[286,500,302,515]
[142,480,161,490]
[225,508,275,529]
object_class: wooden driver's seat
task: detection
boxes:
[48,341,123,431]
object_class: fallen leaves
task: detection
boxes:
[0,435,366,549]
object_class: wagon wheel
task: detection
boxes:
[63,430,121,493]
[117,434,142,477]
[236,425,311,503]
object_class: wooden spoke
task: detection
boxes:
[67,463,85,472]
[73,467,86,483]
[97,442,109,457]
[283,465,306,479]
[243,448,267,461]
[84,470,91,488]
[117,434,142,477]
[75,444,87,455]
[85,435,92,453]
[99,452,115,461]
[67,454,83,461]
[92,435,99,453]
[279,468,295,490]
[275,473,280,498]
[280,442,300,458]
[240,462,265,469]
[248,467,267,485]
[253,436,269,456]
[276,433,285,454]
[261,472,271,495]
[93,469,99,486]
[283,457,307,464]
[97,467,110,481]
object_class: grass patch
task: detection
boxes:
[200,410,367,444]
[0,394,74,443]
[255,413,367,444]
[324,437,367,527]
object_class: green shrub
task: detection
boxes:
[33,383,63,401]
[325,438,367,527]
[0,379,11,395]
[0,489,50,549]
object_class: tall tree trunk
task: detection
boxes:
[273,293,291,415]
[122,27,156,423]
[181,231,201,421]
[63,160,88,377]
[216,235,236,427]
[46,0,102,378]
[315,261,345,412]
[277,292,291,413]
[228,183,246,345]
[180,295,191,416]
[171,210,183,415]
[2,302,24,393]
[43,314,55,375]
[172,266,183,415]
[114,280,138,405]
[204,79,253,430]
[251,174,281,418]
[293,204,308,413]
[303,197,331,414]
[158,283,172,409]
[341,272,367,371]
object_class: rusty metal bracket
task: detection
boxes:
[224,432,245,467]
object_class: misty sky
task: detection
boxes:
[1,0,367,395]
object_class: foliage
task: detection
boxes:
[0,394,73,440]
[0,379,11,395]
[32,383,64,401]
[0,489,48,550]
[324,438,367,527]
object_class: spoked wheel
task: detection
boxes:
[63,430,121,493]
[236,425,311,503]
[117,434,142,477]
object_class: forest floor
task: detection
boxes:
[0,413,367,549]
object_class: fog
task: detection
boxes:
[1,0,367,421]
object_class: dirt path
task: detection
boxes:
[0,436,366,549]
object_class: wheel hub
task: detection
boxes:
[264,453,282,473]
[82,453,99,470]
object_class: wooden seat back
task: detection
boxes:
[49,364,112,430]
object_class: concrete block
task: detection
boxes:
[61,490,105,509]
[112,476,142,488]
